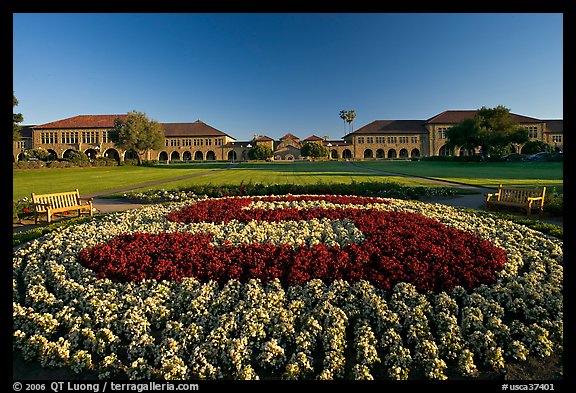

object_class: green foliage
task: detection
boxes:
[26,148,52,161]
[301,142,329,158]
[63,150,90,163]
[126,180,458,201]
[248,144,273,160]
[522,141,553,155]
[109,111,165,164]
[446,105,528,157]
[13,92,24,142]
[339,110,356,132]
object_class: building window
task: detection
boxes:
[366,137,373,144]
[81,131,98,144]
[102,131,108,143]
[41,132,58,144]
[205,138,212,146]
[399,136,409,144]
[375,136,385,144]
[552,135,562,143]
[61,131,78,144]
[438,127,448,139]
[526,126,538,139]
[357,137,364,144]
[387,136,397,144]
[411,136,418,143]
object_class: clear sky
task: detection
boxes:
[13,13,563,141]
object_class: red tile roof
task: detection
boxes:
[426,110,542,124]
[255,135,274,142]
[304,135,324,141]
[34,114,128,129]
[346,120,427,137]
[279,133,300,141]
[33,115,232,138]
[162,120,232,138]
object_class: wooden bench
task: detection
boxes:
[485,184,546,217]
[31,189,94,224]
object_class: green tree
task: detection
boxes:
[109,111,165,165]
[13,93,24,142]
[248,144,273,160]
[339,110,348,133]
[301,141,329,159]
[346,110,356,132]
[521,140,553,155]
[339,110,357,133]
[446,105,528,157]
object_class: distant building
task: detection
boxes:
[13,110,563,162]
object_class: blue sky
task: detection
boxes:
[13,13,563,141]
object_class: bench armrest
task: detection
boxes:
[527,196,544,201]
[486,193,497,202]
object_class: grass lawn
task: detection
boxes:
[13,160,563,200]
[12,163,229,200]
[122,161,442,194]
[354,160,563,191]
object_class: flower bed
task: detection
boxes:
[13,195,563,380]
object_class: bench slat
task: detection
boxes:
[31,190,93,224]
[486,184,546,217]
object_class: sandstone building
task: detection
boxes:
[13,110,563,162]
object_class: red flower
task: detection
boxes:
[78,196,506,293]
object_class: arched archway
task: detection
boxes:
[439,145,452,156]
[85,148,98,160]
[103,149,120,162]
[459,147,475,156]
[228,150,237,161]
[124,150,139,160]
[194,151,204,161]
[170,151,180,161]
[286,155,294,160]
[182,151,192,161]
[47,149,58,160]
[364,149,373,159]
[376,149,385,159]
[158,151,168,161]
[63,149,78,159]
[330,150,339,159]
[399,148,409,158]
[342,149,352,159]
[411,148,420,158]
[206,151,216,160]
[387,149,397,158]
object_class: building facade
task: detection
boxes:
[13,110,563,162]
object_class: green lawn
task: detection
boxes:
[124,161,440,194]
[12,163,229,200]
[13,160,563,201]
[354,160,563,191]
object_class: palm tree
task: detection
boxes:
[346,110,356,132]
[339,110,349,133]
